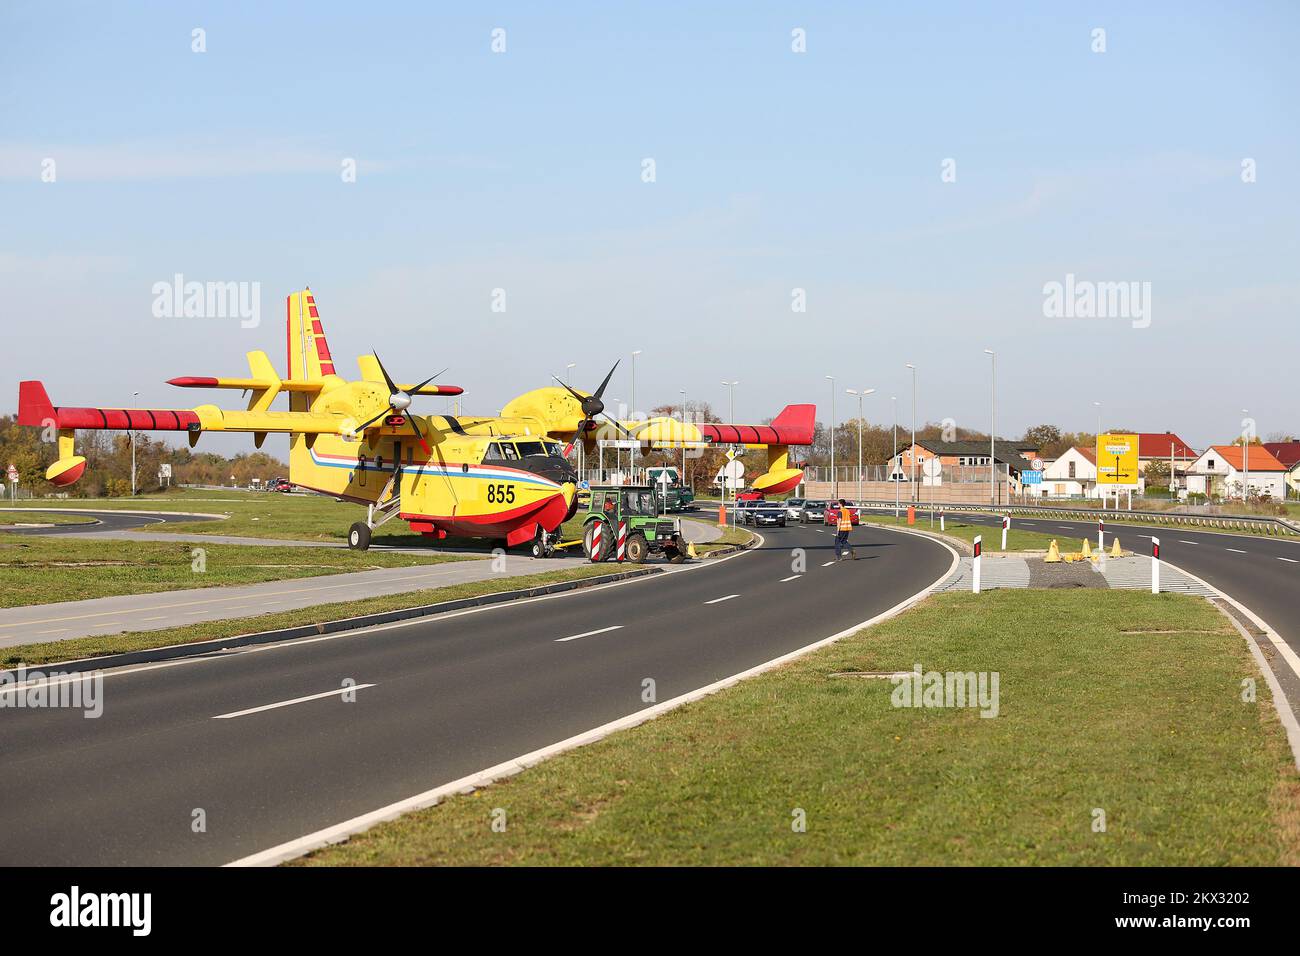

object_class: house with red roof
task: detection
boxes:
[1263,442,1300,497]
[1133,432,1198,493]
[1184,445,1287,500]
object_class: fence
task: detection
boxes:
[801,464,1012,486]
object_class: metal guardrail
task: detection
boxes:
[854,500,1300,537]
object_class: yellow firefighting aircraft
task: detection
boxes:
[18,289,814,553]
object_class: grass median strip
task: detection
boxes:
[859,513,1062,552]
[295,589,1300,866]
[0,564,622,668]
[0,537,474,608]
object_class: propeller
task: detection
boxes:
[357,352,446,453]
[552,361,635,454]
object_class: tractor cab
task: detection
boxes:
[582,484,688,564]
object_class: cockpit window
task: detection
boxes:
[483,442,519,461]
[515,441,544,458]
[546,441,566,458]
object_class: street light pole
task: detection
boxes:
[892,395,899,519]
[846,388,876,504]
[680,388,688,487]
[722,380,738,509]
[984,349,996,506]
[631,350,642,419]
[130,390,139,496]
[825,375,836,499]
[905,364,917,502]
[1242,408,1251,501]
[566,363,576,386]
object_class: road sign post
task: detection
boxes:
[972,535,982,594]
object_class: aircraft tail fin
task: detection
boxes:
[286,289,340,410]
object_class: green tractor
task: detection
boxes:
[582,485,689,564]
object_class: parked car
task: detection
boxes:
[800,500,827,523]
[824,502,861,526]
[752,501,788,527]
[782,497,806,521]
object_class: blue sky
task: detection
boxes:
[2,0,1297,454]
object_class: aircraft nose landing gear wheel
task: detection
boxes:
[348,522,372,551]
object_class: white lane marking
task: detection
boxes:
[226,528,963,867]
[1278,557,1299,564]
[1226,548,1247,554]
[12,530,767,690]
[822,560,836,567]
[141,615,167,621]
[213,683,376,720]
[704,594,739,605]
[1179,540,1199,545]
[1058,526,1073,530]
[780,575,801,582]
[555,625,623,644]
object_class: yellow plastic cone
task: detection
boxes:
[1080,537,1092,558]
[1110,537,1122,558]
[1045,539,1062,563]
[687,541,699,559]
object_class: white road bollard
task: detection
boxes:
[1098,517,1105,555]
[939,508,945,531]
[1151,536,1160,594]
[972,535,982,594]
[1001,514,1009,550]
[591,521,603,563]
[617,520,627,562]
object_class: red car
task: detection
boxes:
[824,502,860,526]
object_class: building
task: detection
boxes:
[1183,445,1287,500]
[1133,432,1198,492]
[887,439,1039,502]
[1264,442,1300,498]
[1036,446,1097,498]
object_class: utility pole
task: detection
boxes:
[680,388,688,490]
[722,380,738,512]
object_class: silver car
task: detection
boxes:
[800,500,827,523]
[782,498,806,521]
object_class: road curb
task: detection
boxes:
[0,566,661,677]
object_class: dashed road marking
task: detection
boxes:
[704,594,739,605]
[213,683,376,720]
[780,575,801,582]
[1278,557,1299,564]
[1226,548,1247,554]
[555,625,623,643]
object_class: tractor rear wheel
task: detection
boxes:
[583,521,610,562]
[347,522,372,551]
[626,532,649,564]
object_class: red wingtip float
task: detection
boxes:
[17,289,815,550]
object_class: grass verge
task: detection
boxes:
[0,536,473,608]
[0,511,99,527]
[295,589,1300,866]
[859,513,1063,552]
[0,564,623,668]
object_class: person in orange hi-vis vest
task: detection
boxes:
[834,499,855,560]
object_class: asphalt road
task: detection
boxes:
[0,508,222,535]
[867,505,1300,655]
[0,520,952,865]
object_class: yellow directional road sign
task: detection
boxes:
[1097,433,1140,486]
